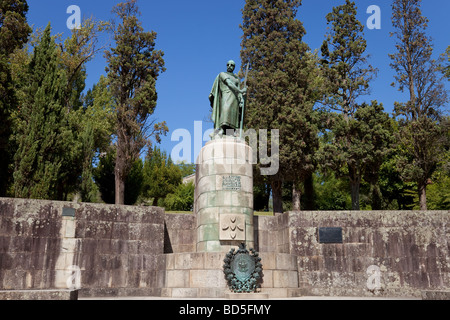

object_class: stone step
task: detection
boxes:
[422,291,450,300]
[0,289,78,300]
[162,288,226,299]
[162,288,303,299]
[225,293,269,300]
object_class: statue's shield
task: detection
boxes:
[231,252,255,282]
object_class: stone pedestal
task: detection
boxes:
[194,137,254,252]
[158,137,302,299]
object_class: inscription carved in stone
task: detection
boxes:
[222,176,241,191]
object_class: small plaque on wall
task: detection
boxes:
[222,176,242,191]
[62,207,76,217]
[318,227,343,244]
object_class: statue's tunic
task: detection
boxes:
[210,72,241,130]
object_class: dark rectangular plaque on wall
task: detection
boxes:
[62,207,76,217]
[318,227,343,244]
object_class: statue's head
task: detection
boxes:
[227,60,236,73]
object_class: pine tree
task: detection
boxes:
[389,0,448,210]
[0,0,31,195]
[319,0,377,210]
[320,0,376,119]
[240,0,322,213]
[13,23,71,199]
[106,0,167,205]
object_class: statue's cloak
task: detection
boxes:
[210,72,240,130]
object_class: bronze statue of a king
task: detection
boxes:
[209,60,247,138]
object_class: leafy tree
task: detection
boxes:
[141,147,182,206]
[253,175,271,212]
[359,103,396,210]
[377,147,416,210]
[13,24,72,199]
[425,117,450,210]
[105,0,167,205]
[176,161,196,178]
[93,146,143,205]
[313,171,351,211]
[444,46,450,80]
[389,0,448,210]
[60,18,107,111]
[78,76,115,202]
[320,0,376,120]
[0,0,31,195]
[9,16,107,201]
[164,182,195,212]
[319,0,378,210]
[318,101,394,210]
[240,0,322,213]
[93,148,116,204]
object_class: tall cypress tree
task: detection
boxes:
[240,0,321,213]
[0,0,31,195]
[319,0,377,210]
[13,23,71,199]
[105,0,167,205]
[389,0,448,210]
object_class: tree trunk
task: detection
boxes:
[304,172,315,210]
[271,180,283,214]
[349,165,361,210]
[370,183,382,210]
[115,168,125,205]
[115,140,125,205]
[351,181,360,211]
[418,181,427,211]
[292,183,301,211]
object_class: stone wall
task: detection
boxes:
[0,198,166,297]
[253,213,290,253]
[287,211,450,297]
[71,203,165,297]
[0,199,63,290]
[164,213,196,254]
[2,197,449,298]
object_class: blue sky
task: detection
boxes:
[26,0,449,163]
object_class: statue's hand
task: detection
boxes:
[241,87,247,95]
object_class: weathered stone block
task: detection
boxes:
[171,288,198,298]
[174,253,205,270]
[190,270,226,288]
[166,270,189,288]
[204,252,225,270]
